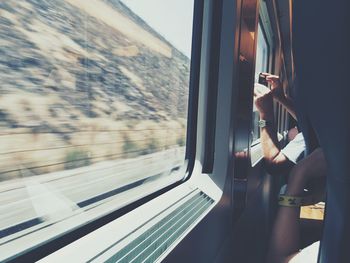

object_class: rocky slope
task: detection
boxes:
[0,0,190,179]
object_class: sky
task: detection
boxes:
[121,0,195,58]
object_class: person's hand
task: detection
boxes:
[260,73,284,100]
[254,83,274,118]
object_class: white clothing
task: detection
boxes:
[281,132,306,164]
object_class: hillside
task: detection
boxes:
[0,0,190,180]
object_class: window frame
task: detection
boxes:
[39,0,243,261]
[0,1,203,261]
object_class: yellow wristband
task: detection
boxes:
[278,194,324,207]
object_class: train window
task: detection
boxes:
[255,24,269,83]
[0,0,195,260]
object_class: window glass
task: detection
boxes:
[255,24,269,82]
[252,23,269,142]
[0,0,194,258]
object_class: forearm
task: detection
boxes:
[254,85,290,169]
[274,95,297,120]
[259,112,281,163]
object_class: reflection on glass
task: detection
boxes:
[0,0,194,257]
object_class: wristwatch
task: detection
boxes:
[258,119,270,128]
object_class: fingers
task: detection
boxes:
[266,78,274,84]
[260,73,280,88]
[266,75,279,81]
[264,74,281,90]
[266,78,278,87]
[266,80,278,88]
[260,72,279,78]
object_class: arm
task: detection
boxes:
[263,73,297,120]
[254,84,294,174]
[274,94,297,120]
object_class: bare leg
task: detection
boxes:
[267,182,303,262]
[267,149,327,263]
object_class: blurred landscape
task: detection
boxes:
[0,0,190,181]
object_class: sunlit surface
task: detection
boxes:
[0,0,194,259]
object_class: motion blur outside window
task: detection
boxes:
[0,0,194,259]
